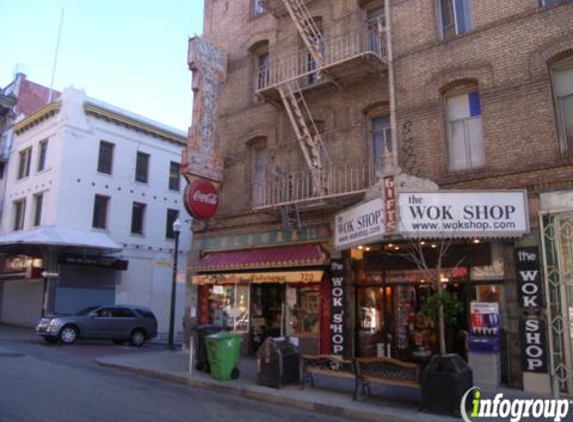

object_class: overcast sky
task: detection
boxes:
[0,0,204,132]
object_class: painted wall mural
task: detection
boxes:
[183,37,227,183]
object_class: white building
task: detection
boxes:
[0,86,191,341]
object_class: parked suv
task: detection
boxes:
[36,305,158,346]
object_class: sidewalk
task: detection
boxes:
[96,350,458,422]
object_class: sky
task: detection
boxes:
[0,0,204,132]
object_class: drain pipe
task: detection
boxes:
[384,0,398,170]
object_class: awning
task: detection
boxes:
[191,244,327,272]
[0,226,122,253]
[193,270,323,285]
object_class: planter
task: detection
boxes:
[420,353,473,416]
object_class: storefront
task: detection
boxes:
[191,243,330,355]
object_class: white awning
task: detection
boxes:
[0,226,122,252]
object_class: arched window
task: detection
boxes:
[250,40,269,93]
[443,81,484,171]
[551,56,573,152]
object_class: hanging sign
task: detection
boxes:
[515,247,543,315]
[184,179,219,220]
[329,259,348,357]
[520,318,548,373]
[384,176,397,233]
[334,198,385,250]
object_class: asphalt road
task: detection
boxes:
[0,324,355,422]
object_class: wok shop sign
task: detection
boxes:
[334,198,385,250]
[398,191,529,238]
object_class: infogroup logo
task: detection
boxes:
[460,387,570,422]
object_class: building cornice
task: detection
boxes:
[13,102,61,135]
[83,101,186,146]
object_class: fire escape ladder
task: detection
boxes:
[282,0,324,67]
[278,82,330,196]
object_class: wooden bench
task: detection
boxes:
[354,357,420,398]
[300,354,360,399]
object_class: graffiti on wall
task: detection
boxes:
[400,120,420,177]
[183,37,227,183]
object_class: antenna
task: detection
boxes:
[48,9,65,103]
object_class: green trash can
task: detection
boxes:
[205,332,242,381]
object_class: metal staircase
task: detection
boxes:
[282,0,324,67]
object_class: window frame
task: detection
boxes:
[438,0,472,40]
[444,84,485,172]
[168,161,181,191]
[541,0,572,7]
[13,198,26,231]
[369,114,392,172]
[252,145,268,208]
[37,139,48,172]
[551,58,573,153]
[17,147,32,180]
[252,0,265,16]
[92,194,110,230]
[131,202,146,235]
[165,208,179,239]
[135,151,150,183]
[33,193,43,227]
[97,141,114,175]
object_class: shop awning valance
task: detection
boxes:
[193,270,323,285]
[190,244,327,273]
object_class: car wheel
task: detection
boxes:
[112,339,126,345]
[129,329,146,347]
[59,325,78,345]
[43,336,58,344]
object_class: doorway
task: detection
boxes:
[249,283,285,353]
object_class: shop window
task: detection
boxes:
[17,147,32,180]
[33,193,43,227]
[13,199,26,231]
[37,139,48,172]
[135,151,150,183]
[208,284,250,332]
[552,58,573,152]
[92,194,109,229]
[168,161,181,191]
[445,84,485,171]
[252,146,268,207]
[438,0,471,40]
[370,114,392,171]
[97,141,114,175]
[286,285,320,336]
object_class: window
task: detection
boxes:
[97,141,114,174]
[371,115,392,171]
[135,152,150,183]
[111,308,136,318]
[17,147,32,179]
[253,0,265,15]
[208,284,250,331]
[13,199,26,231]
[166,208,179,239]
[131,202,146,235]
[366,7,385,54]
[169,161,181,191]
[92,195,109,229]
[446,87,485,171]
[257,52,270,91]
[542,0,571,6]
[553,63,573,152]
[306,19,324,85]
[438,0,471,39]
[33,193,43,227]
[251,41,270,94]
[252,147,268,207]
[286,285,320,335]
[37,140,48,172]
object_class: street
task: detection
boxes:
[0,325,354,422]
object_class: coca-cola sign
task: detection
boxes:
[184,179,219,220]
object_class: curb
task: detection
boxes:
[95,358,439,422]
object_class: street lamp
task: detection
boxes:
[167,217,182,350]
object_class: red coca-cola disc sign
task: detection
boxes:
[184,179,219,220]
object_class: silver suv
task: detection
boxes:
[36,305,158,346]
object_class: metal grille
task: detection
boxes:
[540,212,573,396]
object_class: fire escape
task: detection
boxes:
[258,0,391,224]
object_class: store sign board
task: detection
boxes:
[515,247,543,314]
[192,271,323,285]
[184,179,219,220]
[398,191,529,237]
[384,176,397,233]
[334,198,385,250]
[330,259,348,357]
[520,318,548,373]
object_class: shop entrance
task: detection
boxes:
[250,283,285,353]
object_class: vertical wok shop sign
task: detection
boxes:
[330,259,348,357]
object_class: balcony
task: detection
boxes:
[261,0,317,18]
[256,13,387,101]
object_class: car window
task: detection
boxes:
[112,308,136,318]
[135,308,156,319]
[95,308,114,318]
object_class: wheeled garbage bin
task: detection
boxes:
[193,325,225,372]
[256,337,300,388]
[205,332,242,381]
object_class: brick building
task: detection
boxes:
[183,0,573,395]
